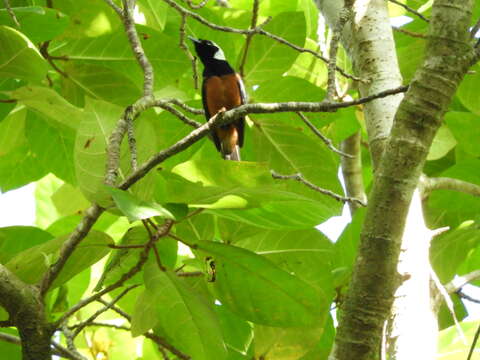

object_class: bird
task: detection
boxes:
[189,37,246,161]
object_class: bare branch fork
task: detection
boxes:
[388,0,429,23]
[271,170,367,207]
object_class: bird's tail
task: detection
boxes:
[223,145,241,161]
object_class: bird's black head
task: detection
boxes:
[188,37,235,76]
[188,37,226,64]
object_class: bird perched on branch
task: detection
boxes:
[189,37,246,161]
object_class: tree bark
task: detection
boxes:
[326,1,475,359]
[0,265,53,360]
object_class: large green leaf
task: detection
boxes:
[437,321,480,360]
[198,241,327,327]
[430,224,480,283]
[108,187,174,222]
[0,25,47,82]
[64,62,142,107]
[0,107,25,156]
[140,263,227,360]
[426,160,480,227]
[74,98,122,205]
[51,183,90,216]
[426,125,456,161]
[51,25,189,89]
[5,230,112,287]
[254,324,324,360]
[445,111,480,157]
[235,229,334,300]
[10,86,84,130]
[457,63,480,115]
[0,141,46,191]
[0,328,21,360]
[137,0,169,32]
[0,226,53,264]
[53,0,122,39]
[25,110,76,184]
[244,12,306,83]
[0,6,69,42]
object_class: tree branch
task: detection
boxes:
[297,112,353,157]
[3,0,20,27]
[341,132,367,215]
[271,170,366,206]
[239,0,260,77]
[388,0,429,23]
[445,270,480,294]
[420,175,480,198]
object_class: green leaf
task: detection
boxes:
[430,224,480,283]
[0,141,47,191]
[0,6,69,42]
[25,110,76,184]
[0,226,53,263]
[286,38,326,87]
[10,86,84,130]
[254,323,324,360]
[138,0,168,32]
[457,63,480,115]
[64,62,142,106]
[244,12,306,83]
[142,263,227,360]
[215,306,253,357]
[53,0,122,39]
[426,160,480,227]
[131,288,158,336]
[0,328,21,360]
[0,107,26,156]
[34,173,63,229]
[445,111,480,157]
[51,183,90,216]
[108,187,174,222]
[5,230,113,287]
[426,125,456,161]
[198,241,327,326]
[74,98,121,205]
[236,228,335,299]
[437,321,480,360]
[51,25,189,89]
[0,25,47,82]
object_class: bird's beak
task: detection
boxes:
[188,36,200,43]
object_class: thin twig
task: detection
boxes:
[0,332,85,360]
[54,221,174,327]
[177,271,204,277]
[164,99,204,115]
[421,175,480,198]
[327,7,351,100]
[103,0,123,16]
[445,270,480,293]
[179,14,199,89]
[239,0,260,77]
[61,324,88,360]
[3,0,20,27]
[457,290,480,304]
[392,26,427,39]
[125,107,138,171]
[95,299,190,359]
[467,322,480,360]
[271,170,367,206]
[296,112,353,158]
[388,0,429,23]
[71,284,139,337]
[155,100,202,128]
[40,205,104,296]
[40,41,69,78]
